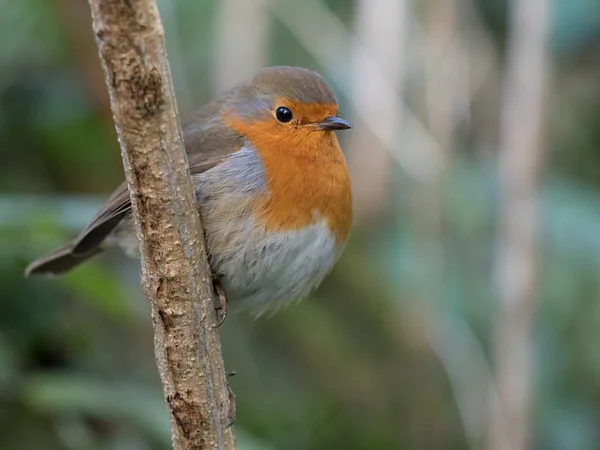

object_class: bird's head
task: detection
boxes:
[223,66,351,159]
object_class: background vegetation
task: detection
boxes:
[1,0,599,449]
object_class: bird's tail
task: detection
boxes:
[25,243,103,277]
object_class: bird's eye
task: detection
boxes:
[275,106,293,123]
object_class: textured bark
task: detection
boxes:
[86,1,236,449]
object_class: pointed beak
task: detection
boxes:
[316,116,352,131]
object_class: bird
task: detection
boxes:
[25,66,353,318]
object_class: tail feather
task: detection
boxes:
[25,243,103,277]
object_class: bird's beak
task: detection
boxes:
[316,116,352,131]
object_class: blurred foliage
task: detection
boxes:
[1,0,600,449]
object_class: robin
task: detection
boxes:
[25,66,353,318]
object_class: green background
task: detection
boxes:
[2,0,600,449]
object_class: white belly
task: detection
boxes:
[216,218,341,317]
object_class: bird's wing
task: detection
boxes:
[72,100,244,255]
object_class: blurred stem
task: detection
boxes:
[424,0,463,150]
[347,0,409,223]
[412,1,486,448]
[490,1,551,450]
[86,1,235,449]
[214,0,269,93]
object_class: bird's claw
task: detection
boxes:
[212,279,228,328]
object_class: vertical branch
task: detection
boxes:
[423,0,463,151]
[214,0,269,92]
[347,0,409,222]
[414,1,491,447]
[490,1,551,449]
[86,1,236,449]
[415,0,461,285]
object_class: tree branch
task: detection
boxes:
[86,1,236,448]
[490,1,550,449]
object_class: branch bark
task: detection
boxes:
[86,1,236,448]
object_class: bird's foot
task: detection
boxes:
[212,278,228,328]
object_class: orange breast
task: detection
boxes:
[225,110,352,245]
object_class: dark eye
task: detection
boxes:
[275,106,293,123]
